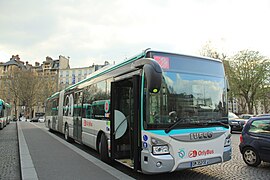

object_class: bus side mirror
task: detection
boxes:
[132,58,163,93]
[144,63,162,93]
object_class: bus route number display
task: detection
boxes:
[153,55,170,69]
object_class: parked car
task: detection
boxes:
[30,117,39,122]
[239,114,254,120]
[256,114,270,117]
[239,116,270,166]
[19,116,26,121]
[38,116,45,123]
[228,112,248,132]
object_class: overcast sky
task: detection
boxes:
[0,0,270,68]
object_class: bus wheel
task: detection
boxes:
[65,125,73,143]
[99,133,110,163]
[48,121,52,132]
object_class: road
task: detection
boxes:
[31,123,270,180]
[18,122,133,180]
[2,122,269,180]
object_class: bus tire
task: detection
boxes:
[99,133,110,163]
[48,121,53,132]
[64,124,73,143]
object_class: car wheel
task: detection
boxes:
[242,147,261,167]
[99,133,110,163]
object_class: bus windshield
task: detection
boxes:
[145,71,228,130]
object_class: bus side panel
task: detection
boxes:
[58,91,65,133]
[81,118,110,150]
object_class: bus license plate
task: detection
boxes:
[191,159,208,167]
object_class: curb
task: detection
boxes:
[17,122,39,180]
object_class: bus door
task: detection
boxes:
[111,75,141,171]
[73,91,83,142]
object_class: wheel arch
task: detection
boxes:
[96,130,106,152]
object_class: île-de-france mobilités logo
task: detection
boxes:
[178,149,185,158]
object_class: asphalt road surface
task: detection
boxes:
[21,123,270,180]
[32,123,270,180]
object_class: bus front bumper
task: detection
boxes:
[223,145,232,162]
[141,150,174,174]
[141,146,232,174]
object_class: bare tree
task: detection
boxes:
[1,65,59,119]
[37,74,58,110]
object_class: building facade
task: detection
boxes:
[0,54,108,119]
[58,64,105,90]
[0,55,27,118]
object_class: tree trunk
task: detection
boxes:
[14,100,17,120]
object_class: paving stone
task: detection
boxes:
[0,122,21,180]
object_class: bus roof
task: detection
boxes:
[47,49,222,100]
[148,50,222,63]
[65,50,147,91]
[46,50,146,101]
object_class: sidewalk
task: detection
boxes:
[17,122,134,180]
[0,122,21,180]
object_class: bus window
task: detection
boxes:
[83,80,110,120]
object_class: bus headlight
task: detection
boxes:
[224,134,231,147]
[151,137,166,145]
[152,145,169,155]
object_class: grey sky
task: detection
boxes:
[0,0,270,68]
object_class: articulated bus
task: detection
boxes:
[0,99,11,129]
[45,49,231,174]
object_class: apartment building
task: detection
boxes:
[58,64,105,90]
[0,54,109,118]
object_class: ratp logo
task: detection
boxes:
[189,150,198,158]
[64,94,74,117]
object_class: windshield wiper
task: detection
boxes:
[205,121,229,128]
[165,120,229,134]
[165,118,183,134]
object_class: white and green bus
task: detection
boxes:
[45,49,231,174]
[0,99,11,129]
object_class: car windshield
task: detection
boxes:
[240,114,253,119]
[145,71,228,130]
